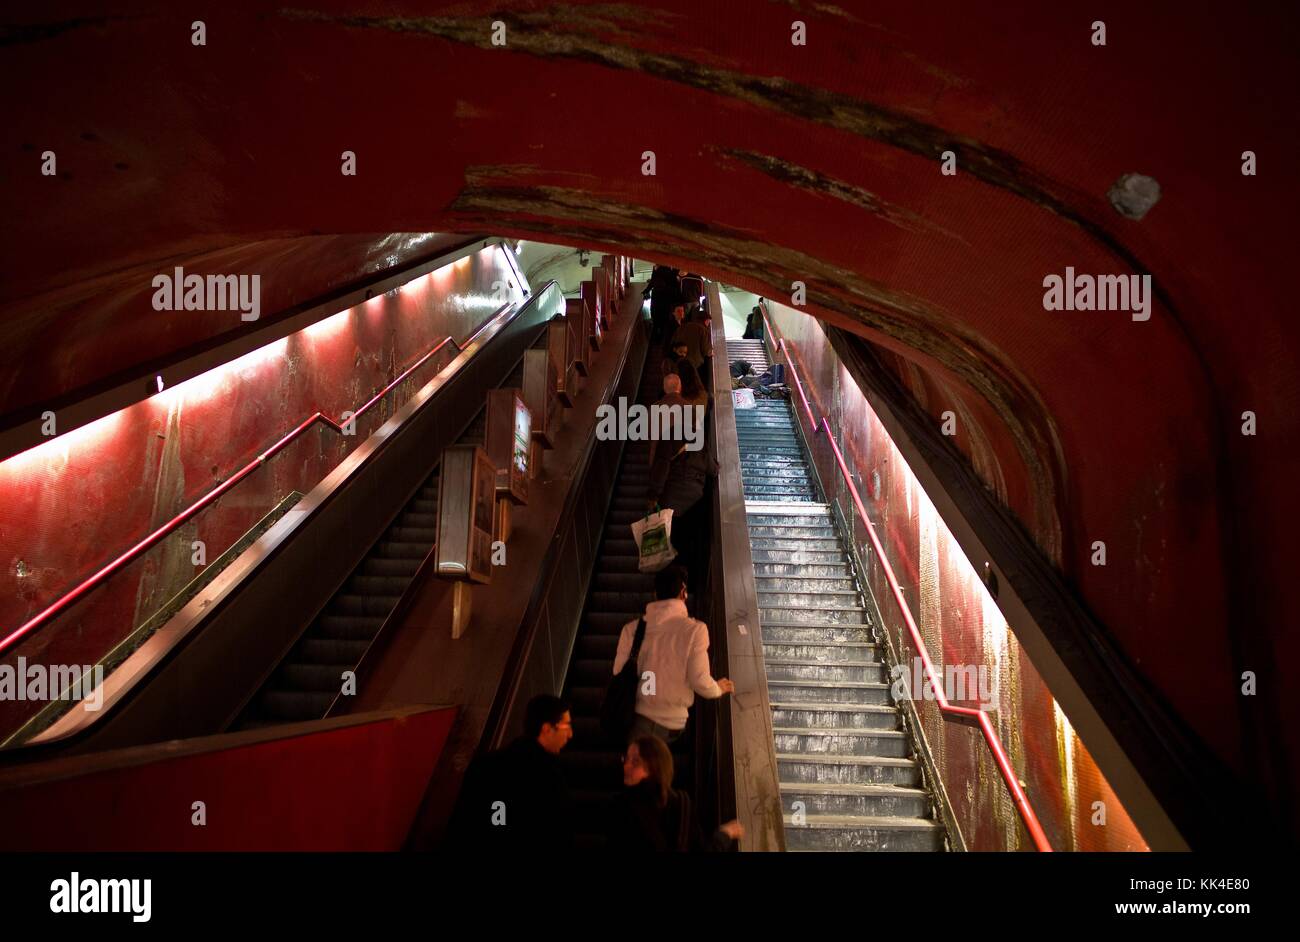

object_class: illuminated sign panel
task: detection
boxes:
[582,278,604,350]
[486,388,529,504]
[566,297,591,375]
[523,347,558,448]
[546,317,574,407]
[435,445,495,584]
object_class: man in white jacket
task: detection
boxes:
[613,565,735,744]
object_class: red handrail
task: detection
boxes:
[760,306,1052,852]
[0,299,519,658]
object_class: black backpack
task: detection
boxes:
[599,618,647,742]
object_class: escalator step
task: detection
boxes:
[279,662,354,692]
[592,572,655,592]
[596,555,642,574]
[588,590,654,612]
[574,634,620,659]
[361,557,421,578]
[298,638,370,663]
[375,541,433,559]
[318,614,385,640]
[347,575,412,597]
[334,593,402,617]
[564,686,606,713]
[569,659,616,686]
[387,526,438,543]
[257,690,336,721]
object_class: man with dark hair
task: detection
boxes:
[446,694,575,850]
[671,306,713,381]
[612,565,734,745]
[661,338,690,382]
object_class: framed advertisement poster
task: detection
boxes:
[486,388,529,504]
[523,346,558,448]
[566,296,591,376]
[583,277,604,349]
[434,444,495,584]
[547,317,574,407]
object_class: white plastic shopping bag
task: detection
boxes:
[733,388,756,409]
[631,508,677,573]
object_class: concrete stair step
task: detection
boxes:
[748,525,837,539]
[773,726,909,757]
[777,753,920,786]
[770,702,900,730]
[751,549,846,564]
[761,606,869,626]
[757,575,857,592]
[750,538,841,552]
[758,590,863,608]
[780,782,932,819]
[755,562,851,577]
[765,658,889,683]
[747,513,833,527]
[783,814,945,852]
[762,641,879,661]
[766,679,892,705]
[761,624,874,644]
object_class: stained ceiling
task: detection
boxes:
[1,1,1296,829]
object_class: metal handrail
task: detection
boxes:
[0,296,527,659]
[760,305,1053,852]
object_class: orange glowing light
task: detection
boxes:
[0,408,129,479]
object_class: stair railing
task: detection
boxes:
[759,304,1053,852]
[0,295,529,661]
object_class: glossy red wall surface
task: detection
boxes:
[0,707,456,850]
[0,244,521,739]
[0,1,1294,823]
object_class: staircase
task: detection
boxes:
[234,361,525,730]
[560,349,686,849]
[727,338,945,852]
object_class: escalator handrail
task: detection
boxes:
[759,304,1053,852]
[0,287,550,661]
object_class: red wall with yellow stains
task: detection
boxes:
[0,244,522,739]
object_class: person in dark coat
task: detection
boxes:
[671,307,713,378]
[446,694,575,851]
[605,735,742,852]
[647,266,683,342]
[661,338,690,382]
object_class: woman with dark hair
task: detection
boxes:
[677,360,708,410]
[605,736,743,852]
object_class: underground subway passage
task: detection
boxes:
[0,0,1293,921]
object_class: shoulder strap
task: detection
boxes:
[630,618,648,660]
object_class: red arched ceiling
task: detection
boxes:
[1,2,1296,825]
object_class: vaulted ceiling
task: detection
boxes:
[2,1,1295,826]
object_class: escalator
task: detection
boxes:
[0,273,577,757]
[235,360,527,729]
[556,351,682,849]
